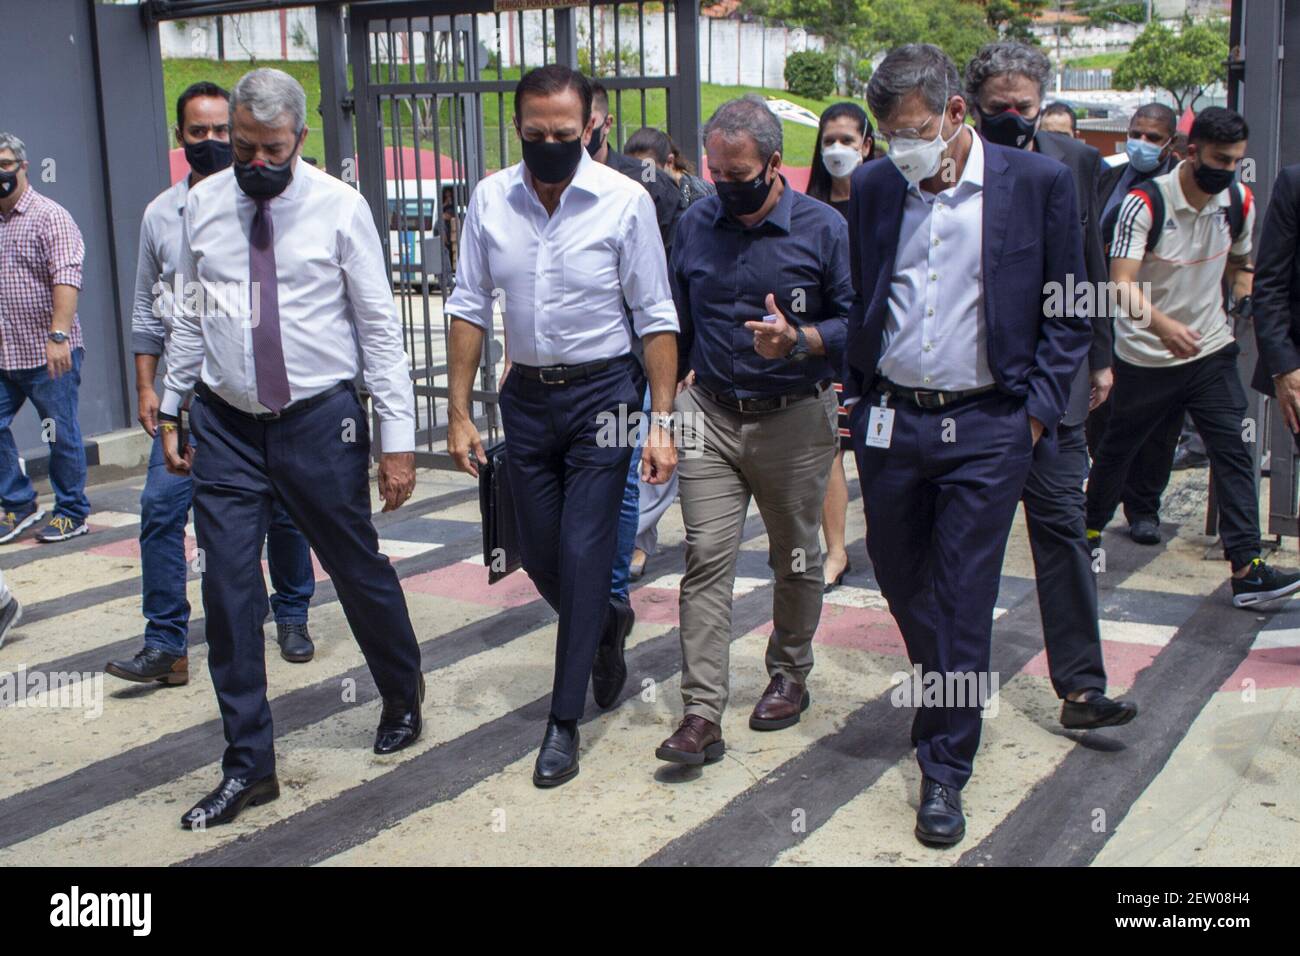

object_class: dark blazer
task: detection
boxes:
[1251,163,1300,395]
[844,136,1091,432]
[1035,130,1110,426]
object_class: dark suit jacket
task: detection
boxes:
[1251,163,1300,395]
[1035,130,1109,426]
[1097,153,1178,211]
[844,136,1091,434]
[604,148,682,255]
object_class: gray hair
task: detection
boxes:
[230,68,307,133]
[703,94,783,164]
[0,131,27,163]
[867,44,962,125]
[965,41,1052,104]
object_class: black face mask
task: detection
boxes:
[184,138,233,176]
[715,166,774,219]
[0,169,17,199]
[979,108,1038,149]
[521,136,583,185]
[586,127,606,158]
[234,157,294,199]
[1192,159,1235,195]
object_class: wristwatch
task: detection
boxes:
[787,326,811,363]
[48,331,69,344]
[650,412,676,435]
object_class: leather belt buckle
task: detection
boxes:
[538,366,567,385]
[916,390,947,410]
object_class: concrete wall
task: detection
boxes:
[0,0,169,451]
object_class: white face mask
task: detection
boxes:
[822,143,863,179]
[888,111,963,185]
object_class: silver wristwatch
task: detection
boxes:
[650,412,676,434]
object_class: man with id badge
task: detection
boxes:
[844,46,1089,847]
[656,95,851,768]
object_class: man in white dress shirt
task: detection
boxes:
[106,80,317,692]
[158,69,424,829]
[447,65,679,788]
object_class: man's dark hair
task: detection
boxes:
[176,81,230,129]
[1188,106,1249,147]
[1131,102,1177,139]
[515,65,592,125]
[591,80,611,118]
[867,44,962,125]
[1041,101,1077,134]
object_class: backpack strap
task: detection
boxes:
[1227,182,1250,242]
[1127,180,1165,255]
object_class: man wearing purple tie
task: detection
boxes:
[157,69,424,830]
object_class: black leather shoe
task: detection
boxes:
[533,717,579,788]
[1128,518,1161,546]
[180,774,279,830]
[276,621,314,663]
[592,597,635,709]
[1061,692,1138,730]
[915,777,966,847]
[105,646,189,685]
[374,673,424,754]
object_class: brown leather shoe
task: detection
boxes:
[655,714,725,765]
[749,674,810,730]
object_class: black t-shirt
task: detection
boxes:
[603,147,682,254]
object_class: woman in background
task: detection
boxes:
[805,102,875,591]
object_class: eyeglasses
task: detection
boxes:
[0,159,20,172]
[880,114,940,145]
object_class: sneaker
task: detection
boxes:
[0,597,21,651]
[35,514,89,543]
[1231,559,1300,608]
[1128,518,1161,546]
[0,504,46,544]
[1086,528,1103,550]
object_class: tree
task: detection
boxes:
[981,0,1049,42]
[863,0,997,68]
[1112,18,1229,112]
[1072,0,1147,25]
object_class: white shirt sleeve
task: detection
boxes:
[1232,185,1255,257]
[442,184,495,330]
[1110,191,1153,263]
[131,213,167,357]
[338,193,416,454]
[160,208,206,417]
[616,189,679,337]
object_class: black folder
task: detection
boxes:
[478,440,522,584]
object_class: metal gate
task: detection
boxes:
[348,0,700,467]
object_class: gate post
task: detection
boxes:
[316,1,356,184]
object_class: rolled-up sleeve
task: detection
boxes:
[443,185,495,330]
[131,214,167,356]
[44,206,84,289]
[160,209,205,417]
[339,193,416,454]
[618,190,678,337]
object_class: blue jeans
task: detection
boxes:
[140,431,314,656]
[610,385,650,601]
[0,348,90,522]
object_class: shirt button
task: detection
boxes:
[930,273,938,281]
[924,343,933,352]
[923,376,932,384]
[927,308,934,316]
[932,238,941,246]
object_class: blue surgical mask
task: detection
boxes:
[1126,136,1168,174]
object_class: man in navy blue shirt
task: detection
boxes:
[655,95,851,768]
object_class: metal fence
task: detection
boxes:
[348,0,699,467]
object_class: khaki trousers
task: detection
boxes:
[674,383,839,724]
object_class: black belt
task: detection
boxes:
[512,355,634,386]
[699,379,831,414]
[196,381,352,421]
[874,376,997,410]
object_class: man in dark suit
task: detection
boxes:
[1251,164,1300,516]
[845,44,1090,847]
[966,41,1137,732]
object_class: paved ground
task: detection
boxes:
[0,457,1297,867]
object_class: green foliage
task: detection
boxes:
[862,0,997,67]
[982,0,1049,42]
[1073,0,1147,25]
[1112,18,1229,112]
[785,50,838,99]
